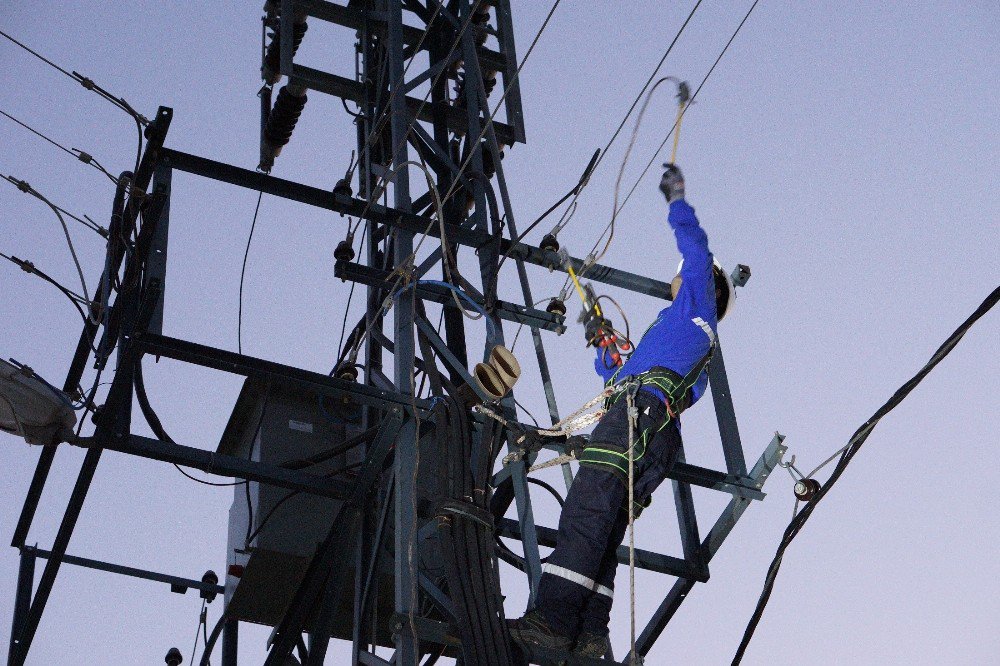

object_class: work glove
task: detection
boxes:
[582,308,612,347]
[659,163,685,203]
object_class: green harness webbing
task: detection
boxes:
[579,345,715,496]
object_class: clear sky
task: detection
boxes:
[1,1,998,664]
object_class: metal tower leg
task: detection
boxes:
[386,2,420,663]
[221,618,238,666]
[7,549,35,666]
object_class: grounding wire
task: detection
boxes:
[568,0,760,294]
[732,284,1000,664]
[598,75,682,267]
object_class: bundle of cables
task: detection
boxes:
[432,396,514,665]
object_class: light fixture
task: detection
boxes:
[0,358,77,445]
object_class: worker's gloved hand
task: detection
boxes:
[584,315,613,347]
[659,163,685,203]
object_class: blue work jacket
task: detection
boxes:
[594,199,717,406]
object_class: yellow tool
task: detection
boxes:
[670,81,691,165]
[567,262,600,317]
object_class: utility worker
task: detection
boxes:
[509,164,735,658]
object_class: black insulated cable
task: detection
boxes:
[733,285,1000,664]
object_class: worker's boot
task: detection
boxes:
[573,632,611,659]
[507,609,572,652]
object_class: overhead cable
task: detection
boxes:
[1,174,107,237]
[0,109,119,186]
[2,175,93,314]
[0,252,100,349]
[537,0,703,251]
[733,285,1000,664]
[616,0,762,218]
[0,29,148,126]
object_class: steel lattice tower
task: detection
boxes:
[7,3,783,664]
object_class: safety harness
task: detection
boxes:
[578,345,715,481]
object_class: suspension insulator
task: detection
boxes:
[333,178,353,198]
[262,20,308,84]
[201,570,219,602]
[263,85,308,150]
[793,478,821,502]
[335,363,359,382]
[334,240,355,263]
[164,647,183,666]
[539,233,560,253]
[546,298,567,316]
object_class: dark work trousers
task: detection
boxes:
[535,389,683,638]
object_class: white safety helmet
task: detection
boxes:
[674,258,735,321]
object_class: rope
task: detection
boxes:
[626,385,640,665]
[479,386,613,471]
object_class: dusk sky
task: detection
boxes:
[1,2,998,664]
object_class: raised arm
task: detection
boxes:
[661,164,714,307]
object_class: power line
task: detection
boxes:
[1,174,107,237]
[0,28,77,80]
[732,284,1000,664]
[0,109,77,159]
[0,29,149,126]
[616,0,762,217]
[556,0,704,236]
[2,175,94,313]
